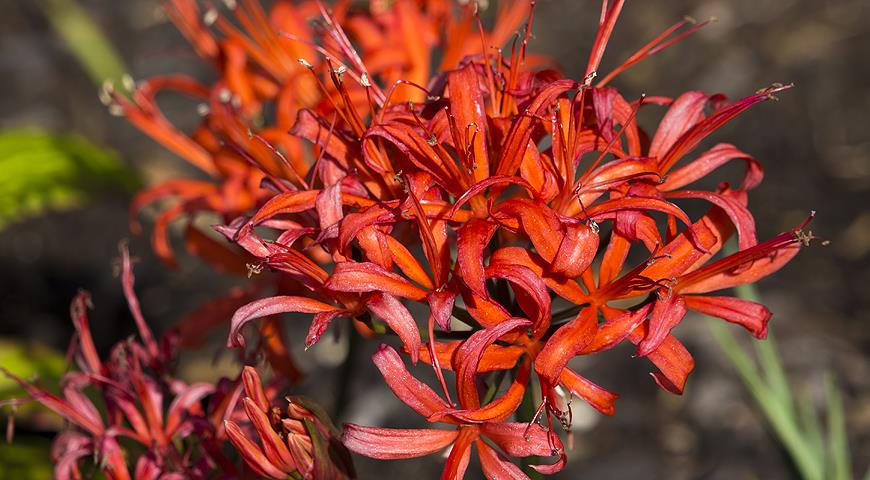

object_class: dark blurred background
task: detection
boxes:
[0,0,867,478]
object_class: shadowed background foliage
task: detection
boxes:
[0,1,867,478]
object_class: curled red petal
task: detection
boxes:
[551,222,599,278]
[660,143,763,192]
[224,420,286,478]
[341,424,458,460]
[683,295,771,339]
[371,344,448,417]
[228,296,340,348]
[366,293,422,364]
[559,369,618,416]
[534,307,598,385]
[325,261,428,301]
[476,440,528,480]
[649,90,709,158]
[636,294,688,357]
[455,318,531,410]
[456,219,497,297]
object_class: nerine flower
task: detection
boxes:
[107,0,816,477]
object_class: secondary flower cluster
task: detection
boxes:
[3,245,352,479]
[71,0,813,478]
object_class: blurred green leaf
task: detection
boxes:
[0,435,53,479]
[0,339,66,399]
[0,129,139,228]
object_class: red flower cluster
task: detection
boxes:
[93,0,817,477]
[4,245,351,479]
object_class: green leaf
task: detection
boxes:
[825,374,852,480]
[0,129,139,228]
[0,339,66,399]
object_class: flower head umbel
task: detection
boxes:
[92,0,819,478]
[225,366,355,479]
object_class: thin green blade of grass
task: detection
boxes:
[36,0,127,87]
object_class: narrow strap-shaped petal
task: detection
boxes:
[228,296,340,348]
[535,307,598,385]
[434,358,531,424]
[484,263,551,335]
[551,222,599,279]
[242,398,297,472]
[481,422,559,458]
[683,295,771,339]
[341,424,458,460]
[371,345,449,417]
[224,420,286,478]
[324,261,428,301]
[667,189,757,251]
[660,143,763,191]
[636,293,688,357]
[366,293,422,364]
[455,318,531,410]
[477,440,529,480]
[559,368,619,416]
[441,427,476,480]
[649,91,708,158]
[456,219,497,297]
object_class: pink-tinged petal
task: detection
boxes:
[164,382,214,437]
[484,264,551,335]
[477,440,529,480]
[551,222,599,279]
[580,304,652,354]
[243,398,297,472]
[497,79,576,176]
[417,341,524,373]
[442,427,475,480]
[649,91,709,158]
[2,370,103,435]
[493,199,563,262]
[341,424,458,460]
[678,230,802,294]
[658,84,793,172]
[626,323,694,394]
[667,189,757,251]
[449,175,539,217]
[448,63,490,183]
[684,295,771,339]
[455,318,532,410]
[371,345,449,417]
[535,307,598,385]
[225,420,286,479]
[481,422,558,458]
[637,294,688,357]
[339,204,398,253]
[306,310,346,349]
[69,291,101,374]
[119,242,160,361]
[366,294,422,364]
[325,262,428,301]
[559,369,619,416]
[490,247,590,304]
[316,181,344,234]
[587,196,695,236]
[434,359,531,424]
[660,143,763,191]
[384,233,435,290]
[456,219,497,297]
[241,366,269,412]
[228,296,340,348]
[249,189,320,226]
[428,289,456,332]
